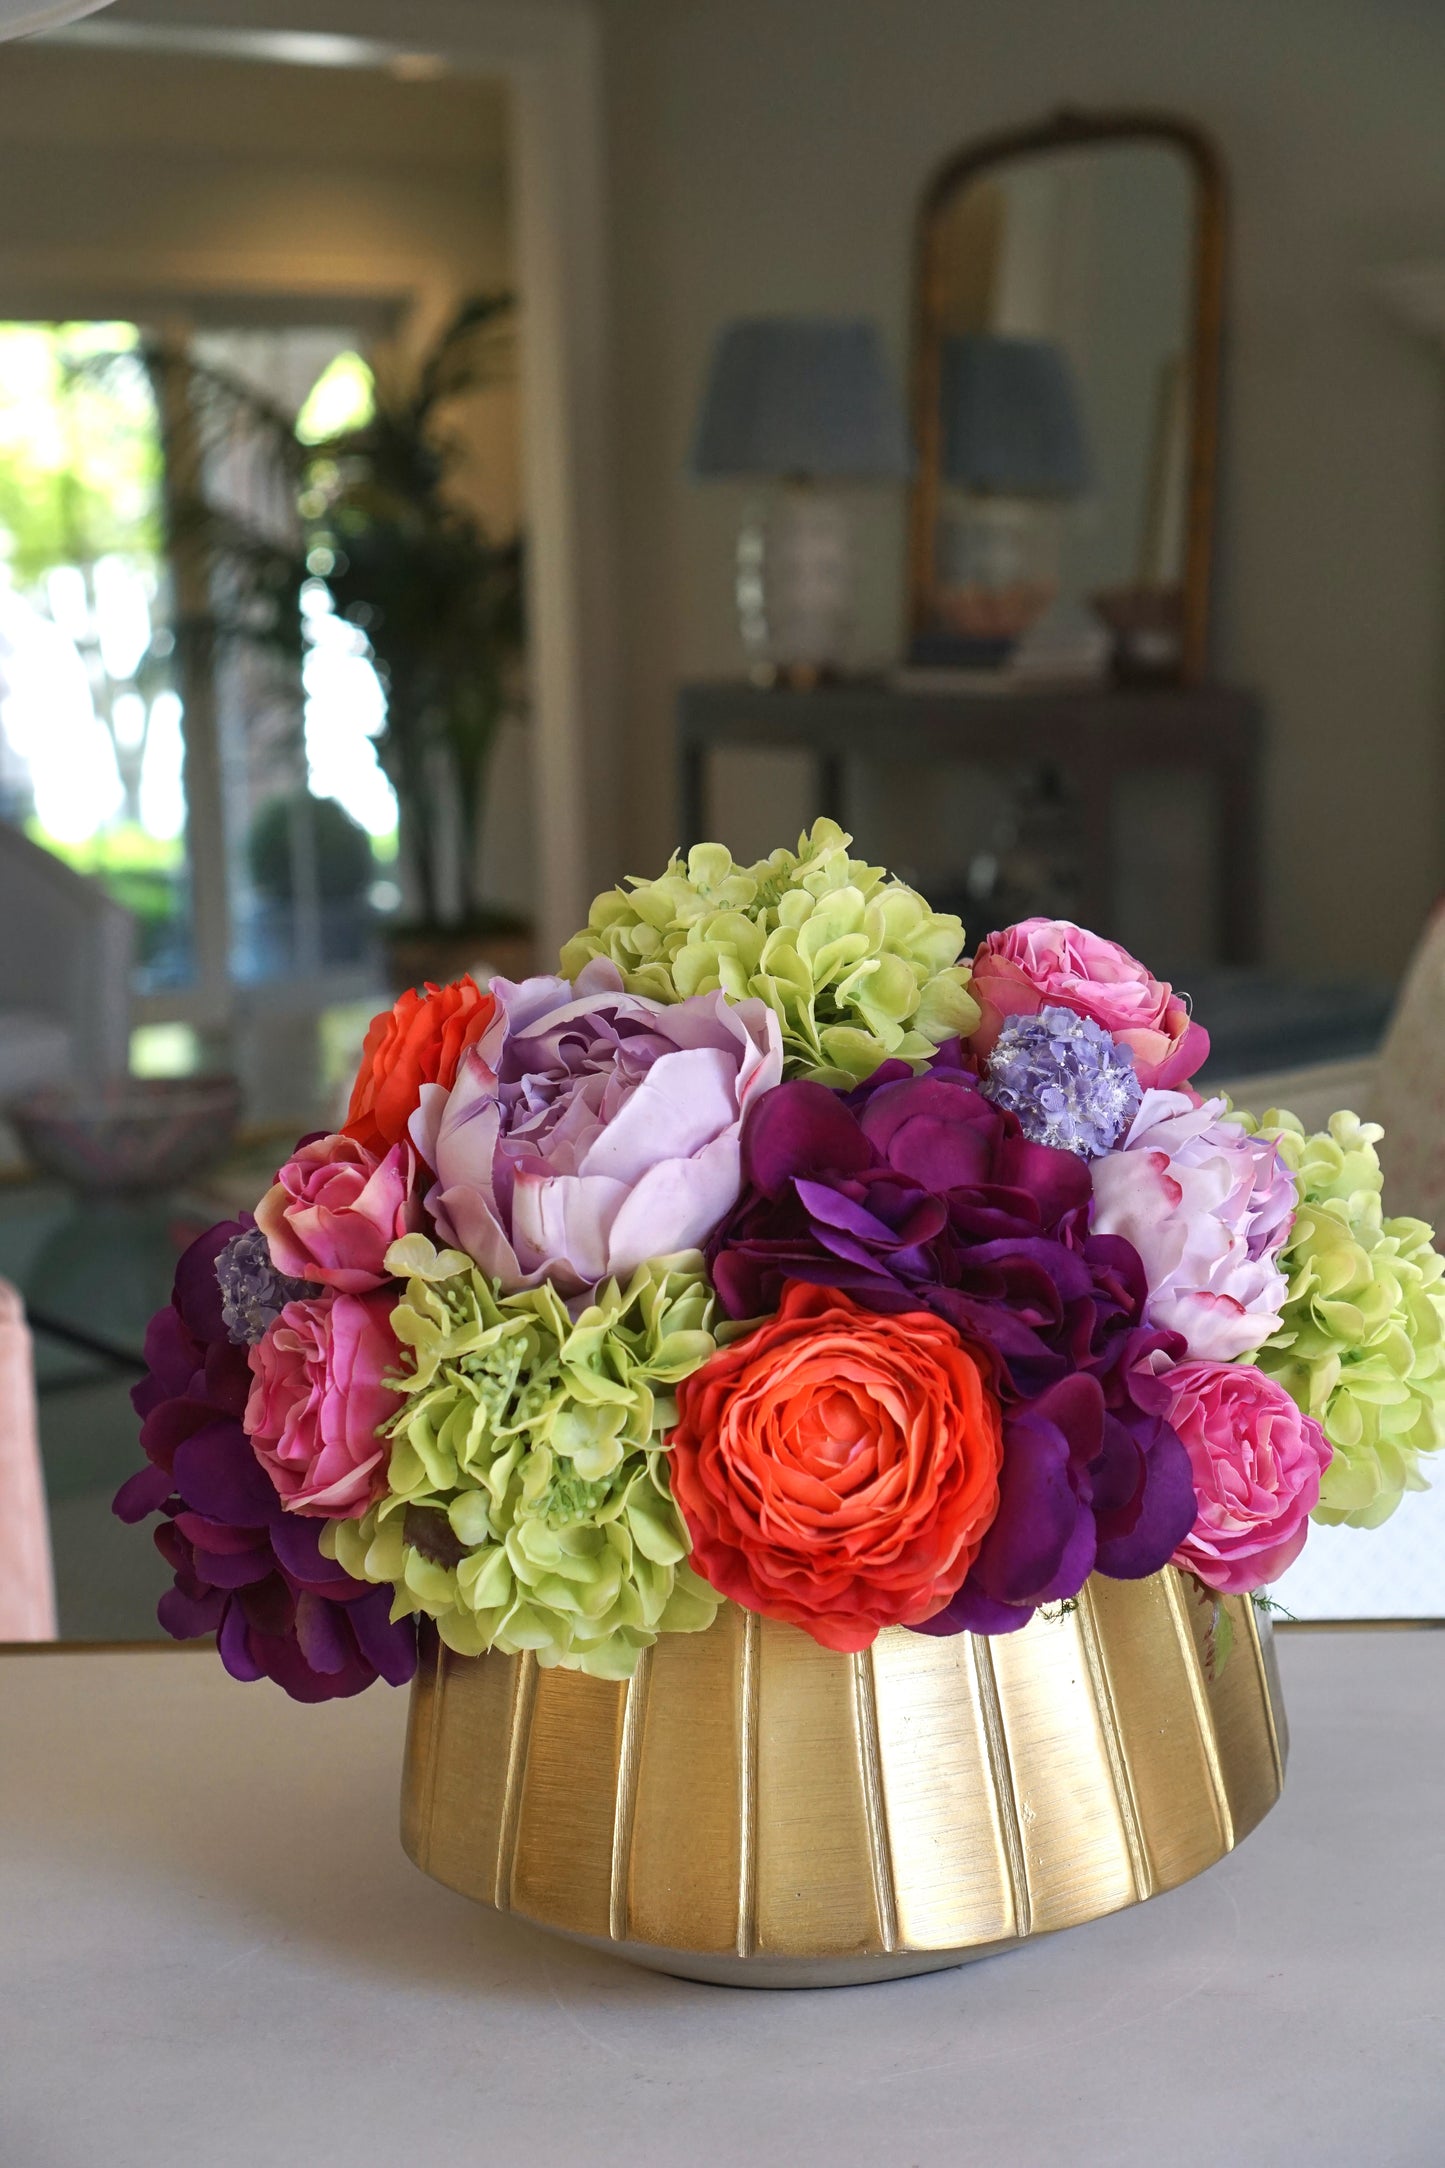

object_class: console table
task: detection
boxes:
[678,681,1263,963]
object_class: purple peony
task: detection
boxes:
[980,1004,1142,1158]
[708,1049,1196,1631]
[113,1217,416,1702]
[708,1047,1091,1325]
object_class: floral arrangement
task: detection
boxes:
[116,823,1445,1695]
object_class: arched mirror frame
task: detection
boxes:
[907,108,1227,683]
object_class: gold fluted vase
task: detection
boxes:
[400,1567,1287,1987]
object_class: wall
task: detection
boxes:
[0,41,534,915]
[602,0,1445,980]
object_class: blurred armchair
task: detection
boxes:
[0,822,134,1099]
[1218,900,1445,1228]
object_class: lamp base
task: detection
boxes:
[736,485,854,679]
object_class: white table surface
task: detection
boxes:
[2,1631,1442,2168]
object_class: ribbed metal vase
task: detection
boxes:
[400,1567,1287,1987]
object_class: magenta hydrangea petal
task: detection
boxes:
[1093,1412,1198,1577]
[215,1599,267,1681]
[171,1422,278,1525]
[186,1540,274,1589]
[918,1580,1036,1635]
[348,1588,420,1685]
[292,1589,352,1674]
[112,1463,172,1523]
[268,1513,350,1590]
[745,1079,873,1194]
[157,1583,226,1640]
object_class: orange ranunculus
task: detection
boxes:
[343,977,496,1156]
[668,1281,1004,1653]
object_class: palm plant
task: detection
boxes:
[304,296,525,933]
[84,297,526,939]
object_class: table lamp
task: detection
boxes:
[690,317,910,686]
[920,332,1091,667]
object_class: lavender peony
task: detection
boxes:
[1090,1091,1295,1361]
[411,961,783,1297]
[113,1218,416,1701]
[708,1051,1196,1630]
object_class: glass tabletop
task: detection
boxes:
[0,1180,211,1373]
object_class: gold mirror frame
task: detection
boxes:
[907,108,1226,683]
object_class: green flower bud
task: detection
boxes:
[558,819,981,1086]
[325,1239,723,1677]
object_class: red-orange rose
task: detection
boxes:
[343,977,496,1156]
[669,1281,1004,1652]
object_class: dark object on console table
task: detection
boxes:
[677,680,1262,964]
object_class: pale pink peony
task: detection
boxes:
[1164,1358,1331,1593]
[411,961,784,1298]
[245,1292,397,1518]
[970,919,1208,1092]
[256,1130,417,1294]
[1089,1090,1295,1361]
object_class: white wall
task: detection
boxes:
[602,0,1445,980]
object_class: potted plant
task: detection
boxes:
[304,297,530,989]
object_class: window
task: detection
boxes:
[0,319,399,1024]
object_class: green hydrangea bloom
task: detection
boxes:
[558,818,979,1086]
[1240,1108,1445,1527]
[324,1235,723,1678]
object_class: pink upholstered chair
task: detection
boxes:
[0,1279,56,1641]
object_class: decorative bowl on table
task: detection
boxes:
[114,826,1445,1986]
[11,1074,242,1196]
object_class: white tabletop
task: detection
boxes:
[1,1630,1442,2168]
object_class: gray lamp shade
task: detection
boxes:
[690,317,910,482]
[940,334,1091,498]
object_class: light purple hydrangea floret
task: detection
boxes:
[215,1225,317,1346]
[980,1004,1142,1159]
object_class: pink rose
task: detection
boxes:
[245,1293,397,1518]
[256,1130,417,1293]
[1090,1090,1294,1360]
[1164,1358,1331,1593]
[970,919,1208,1092]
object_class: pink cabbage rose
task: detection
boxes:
[1090,1090,1294,1361]
[410,961,784,1297]
[1164,1358,1331,1593]
[256,1130,417,1294]
[245,1292,397,1518]
[970,919,1208,1092]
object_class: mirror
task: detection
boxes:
[907,110,1224,683]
